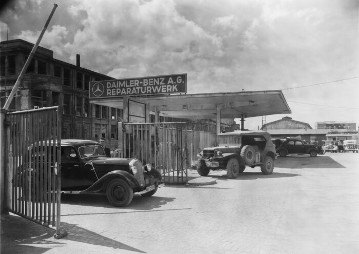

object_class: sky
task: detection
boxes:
[0,0,358,130]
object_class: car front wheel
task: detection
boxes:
[261,156,274,175]
[106,178,134,207]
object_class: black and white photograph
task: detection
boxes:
[0,0,358,253]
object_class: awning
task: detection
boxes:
[89,90,291,120]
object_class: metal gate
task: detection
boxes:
[5,106,61,233]
[119,122,191,184]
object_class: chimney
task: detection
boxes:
[76,54,80,67]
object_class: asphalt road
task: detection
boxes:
[3,153,359,254]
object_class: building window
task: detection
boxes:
[25,57,35,73]
[76,71,83,89]
[32,90,46,108]
[63,68,71,86]
[84,75,90,90]
[63,94,71,114]
[111,108,116,120]
[117,108,123,121]
[102,106,108,119]
[54,65,61,77]
[8,55,16,75]
[84,98,89,117]
[111,124,117,139]
[52,92,60,106]
[0,56,5,76]
[75,95,82,116]
[38,60,47,75]
[95,105,101,118]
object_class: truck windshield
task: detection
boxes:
[218,135,241,146]
[78,145,106,158]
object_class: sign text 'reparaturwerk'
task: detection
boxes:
[89,74,187,98]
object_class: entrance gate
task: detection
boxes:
[5,107,62,233]
[119,122,191,184]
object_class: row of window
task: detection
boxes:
[0,54,105,91]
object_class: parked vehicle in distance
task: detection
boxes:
[196,131,276,178]
[276,138,323,157]
[28,139,162,207]
[343,140,359,153]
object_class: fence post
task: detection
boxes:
[0,109,7,214]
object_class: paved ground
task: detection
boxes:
[2,152,359,254]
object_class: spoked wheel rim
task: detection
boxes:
[112,185,127,202]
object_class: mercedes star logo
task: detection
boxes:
[92,82,104,97]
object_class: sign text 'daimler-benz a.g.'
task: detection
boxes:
[89,73,187,98]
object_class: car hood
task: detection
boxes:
[85,157,135,178]
[203,146,242,154]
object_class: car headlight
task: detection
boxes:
[197,151,203,158]
[129,159,142,175]
[215,150,223,157]
[145,163,152,171]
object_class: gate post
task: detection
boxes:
[0,109,7,214]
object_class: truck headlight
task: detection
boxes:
[215,150,223,157]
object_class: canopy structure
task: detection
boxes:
[90,90,291,121]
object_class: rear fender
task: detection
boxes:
[83,170,139,193]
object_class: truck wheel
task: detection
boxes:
[197,160,210,176]
[240,145,256,165]
[279,149,287,157]
[309,150,317,157]
[261,156,274,175]
[226,158,242,179]
[106,178,133,207]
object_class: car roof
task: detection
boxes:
[61,139,100,146]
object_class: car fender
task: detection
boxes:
[83,170,139,193]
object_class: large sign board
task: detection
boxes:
[89,73,187,98]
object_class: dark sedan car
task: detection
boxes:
[59,139,162,206]
[276,138,323,157]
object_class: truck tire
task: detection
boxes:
[226,158,241,179]
[240,145,256,165]
[197,160,210,176]
[261,156,274,175]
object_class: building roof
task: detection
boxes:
[262,116,312,129]
[266,129,329,135]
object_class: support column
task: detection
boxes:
[0,109,6,214]
[216,104,221,134]
[241,114,245,131]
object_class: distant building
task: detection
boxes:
[262,117,358,144]
[316,121,356,130]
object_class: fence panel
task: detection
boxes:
[6,107,61,231]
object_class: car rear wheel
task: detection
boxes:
[197,160,210,176]
[106,178,133,207]
[240,145,256,165]
[261,156,274,175]
[279,149,287,157]
[309,150,317,157]
[226,158,242,179]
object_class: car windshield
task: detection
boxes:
[218,135,241,146]
[78,144,106,158]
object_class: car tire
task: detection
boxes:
[261,156,274,175]
[226,158,242,179]
[279,149,287,157]
[106,178,133,207]
[240,145,256,165]
[309,150,317,157]
[197,160,210,176]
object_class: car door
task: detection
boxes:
[286,140,296,154]
[61,146,97,190]
[294,140,306,154]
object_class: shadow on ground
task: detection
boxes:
[275,155,345,169]
[1,213,146,253]
[61,193,175,210]
[209,171,300,181]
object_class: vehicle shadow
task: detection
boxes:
[275,155,345,169]
[1,213,146,254]
[209,171,300,181]
[61,193,176,211]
